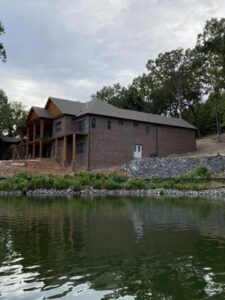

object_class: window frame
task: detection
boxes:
[55,120,62,133]
[107,120,111,130]
[91,118,96,128]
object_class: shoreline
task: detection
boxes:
[1,187,225,198]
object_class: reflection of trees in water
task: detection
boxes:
[0,196,225,299]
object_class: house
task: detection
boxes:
[15,97,196,169]
[0,136,20,160]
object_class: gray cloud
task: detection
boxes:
[0,0,225,108]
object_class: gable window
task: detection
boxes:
[118,120,124,125]
[55,121,61,132]
[107,120,111,130]
[146,125,150,134]
[133,121,139,127]
[76,143,85,154]
[92,118,96,128]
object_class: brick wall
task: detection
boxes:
[89,115,196,169]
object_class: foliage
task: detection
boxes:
[0,89,27,137]
[92,17,225,138]
[0,21,6,62]
[0,167,219,194]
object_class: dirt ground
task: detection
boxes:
[0,159,128,178]
[177,133,225,157]
[1,134,225,178]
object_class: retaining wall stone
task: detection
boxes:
[122,155,225,179]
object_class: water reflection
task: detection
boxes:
[0,197,225,299]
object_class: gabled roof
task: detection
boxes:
[43,97,196,130]
[32,106,52,119]
[48,97,85,115]
[77,99,196,130]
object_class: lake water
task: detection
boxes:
[0,197,225,299]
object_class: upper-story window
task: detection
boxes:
[55,121,61,132]
[146,125,150,134]
[133,121,139,127]
[75,120,85,133]
[107,120,111,130]
[118,120,124,125]
[92,118,96,128]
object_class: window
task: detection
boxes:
[107,120,111,130]
[146,125,150,134]
[118,120,124,125]
[92,118,96,128]
[133,121,139,127]
[76,143,85,154]
[75,120,85,133]
[55,121,61,132]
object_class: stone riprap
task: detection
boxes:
[1,188,225,198]
[122,155,225,179]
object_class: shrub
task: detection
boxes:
[125,178,147,189]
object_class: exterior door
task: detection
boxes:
[134,144,142,159]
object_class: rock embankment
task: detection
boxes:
[122,155,225,179]
[1,187,225,198]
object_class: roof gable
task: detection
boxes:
[27,107,52,123]
[47,97,85,116]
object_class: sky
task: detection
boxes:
[0,0,225,109]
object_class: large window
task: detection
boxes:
[55,121,61,132]
[76,143,85,154]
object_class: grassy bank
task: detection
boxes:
[0,166,224,194]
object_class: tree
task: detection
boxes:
[0,21,7,62]
[197,18,225,141]
[0,90,27,137]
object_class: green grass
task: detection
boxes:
[0,166,222,194]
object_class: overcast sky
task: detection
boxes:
[0,0,225,108]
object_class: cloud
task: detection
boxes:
[1,0,225,107]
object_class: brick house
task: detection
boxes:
[16,97,196,169]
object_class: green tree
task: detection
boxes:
[0,21,7,62]
[0,90,27,137]
[197,18,225,141]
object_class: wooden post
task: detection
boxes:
[55,138,58,160]
[32,142,35,158]
[33,122,36,141]
[40,119,44,139]
[32,141,35,158]
[12,146,16,160]
[39,140,43,158]
[26,127,30,159]
[63,136,67,164]
[72,134,76,161]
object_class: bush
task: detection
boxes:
[175,165,211,183]
[125,178,147,189]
